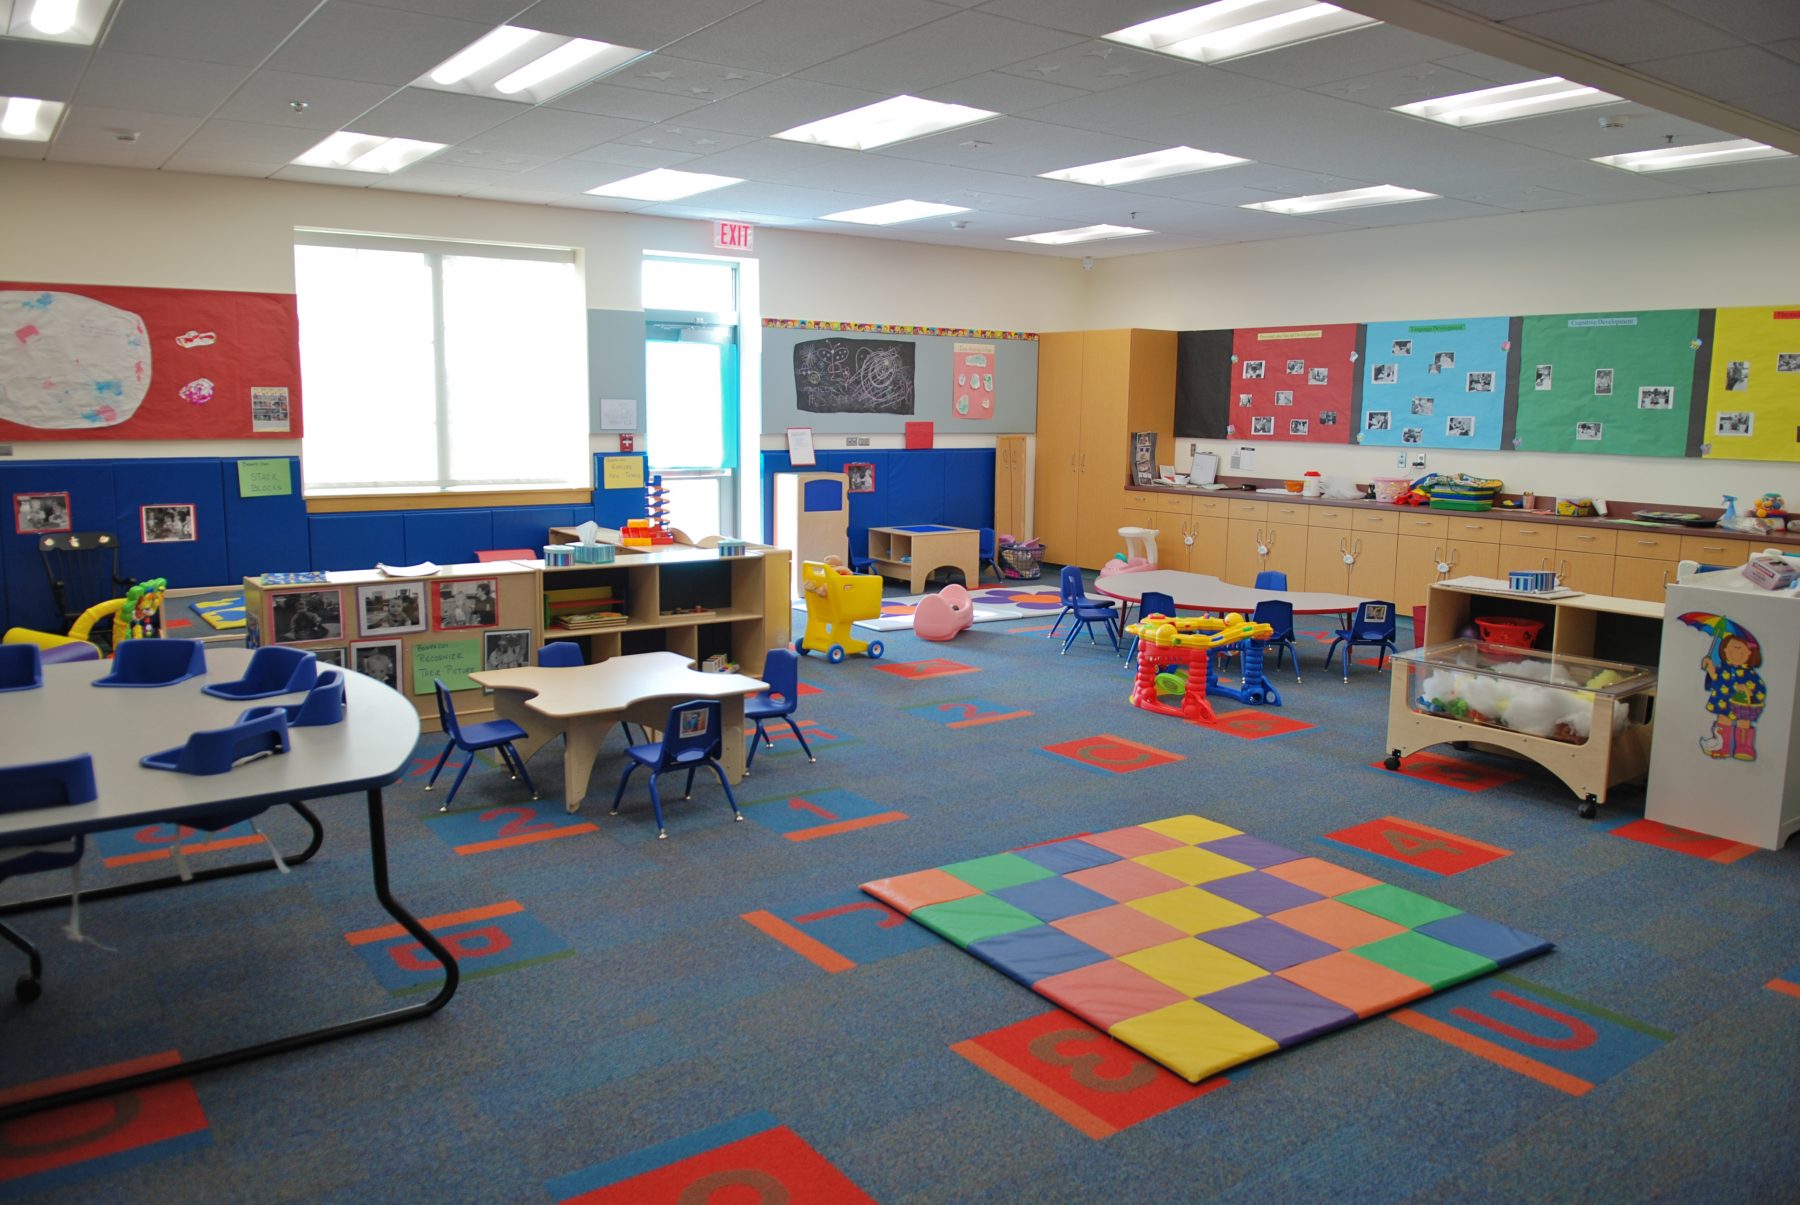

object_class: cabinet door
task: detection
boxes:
[1034,333,1084,565]
[1446,539,1499,581]
[1394,534,1442,612]
[1556,549,1615,594]
[1265,520,1310,590]
[994,433,1027,537]
[1075,330,1132,568]
[1345,533,1398,601]
[1192,516,1229,576]
[1305,525,1351,595]
[1225,519,1269,585]
[1613,556,1676,602]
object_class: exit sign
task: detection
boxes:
[714,220,754,251]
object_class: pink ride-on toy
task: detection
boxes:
[914,583,974,642]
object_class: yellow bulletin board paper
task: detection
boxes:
[602,455,645,489]
[237,458,292,497]
[412,638,482,694]
[1702,306,1800,461]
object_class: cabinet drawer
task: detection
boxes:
[1446,517,1500,542]
[1351,509,1399,533]
[1680,535,1750,566]
[1269,501,1309,523]
[1500,521,1556,548]
[1150,492,1193,515]
[1192,496,1229,518]
[1617,530,1682,558]
[1395,512,1449,539]
[1306,506,1353,530]
[1556,526,1616,555]
[1227,499,1268,520]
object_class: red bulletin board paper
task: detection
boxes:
[905,421,934,448]
[1229,324,1358,444]
[0,281,302,441]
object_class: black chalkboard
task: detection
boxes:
[794,338,916,415]
[1174,329,1234,438]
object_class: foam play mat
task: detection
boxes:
[795,586,1062,632]
[862,814,1553,1083]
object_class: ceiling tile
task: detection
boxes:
[544,82,713,123]
[703,181,890,217]
[353,89,532,143]
[385,159,516,186]
[514,0,763,52]
[879,116,1168,175]
[563,141,707,169]
[1398,157,1703,201]
[270,164,379,188]
[75,51,253,117]
[265,2,497,86]
[53,106,204,156]
[495,159,621,191]
[1505,1,1741,65]
[1436,1,1577,18]
[973,0,1199,38]
[799,12,1086,92]
[661,0,959,74]
[1633,46,1800,103]
[0,141,51,162]
[603,55,776,102]
[1017,66,1290,139]
[998,41,1191,92]
[180,118,330,161]
[46,143,181,168]
[914,70,1088,114]
[1651,153,1800,192]
[213,70,401,130]
[100,0,319,67]
[159,155,285,178]
[1218,25,1477,89]
[664,78,889,138]
[1655,0,1800,43]
[1472,101,1730,156]
[460,185,567,203]
[1734,89,1800,126]
[458,108,645,154]
[432,147,556,171]
[676,137,862,180]
[578,121,752,157]
[358,0,529,21]
[1428,51,1547,85]
[1310,62,1508,111]
[365,174,486,195]
[0,40,90,103]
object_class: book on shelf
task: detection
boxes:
[553,611,627,630]
[545,584,626,628]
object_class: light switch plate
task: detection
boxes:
[845,435,871,446]
[1409,452,1427,468]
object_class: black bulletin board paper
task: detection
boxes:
[793,338,916,415]
[1174,329,1234,438]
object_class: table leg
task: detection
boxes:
[560,717,610,813]
[487,691,556,763]
[720,697,747,783]
[0,788,457,1123]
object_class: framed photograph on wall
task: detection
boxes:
[357,582,427,636]
[314,646,346,668]
[14,492,71,535]
[483,628,531,671]
[140,503,196,543]
[268,588,344,645]
[845,462,875,493]
[433,578,498,630]
[350,640,401,690]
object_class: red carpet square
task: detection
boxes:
[550,1115,873,1202]
[0,1053,210,1185]
[1374,752,1521,793]
[1610,820,1758,863]
[1201,710,1315,740]
[877,658,979,681]
[1042,734,1184,775]
[1324,817,1511,876]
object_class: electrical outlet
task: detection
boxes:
[1409,452,1427,469]
[1396,452,1408,469]
[0,445,11,456]
[845,435,871,447]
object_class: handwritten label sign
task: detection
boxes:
[237,458,292,497]
[602,454,645,490]
[412,638,481,694]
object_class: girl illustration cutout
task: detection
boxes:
[1697,620,1765,762]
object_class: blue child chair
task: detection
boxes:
[537,642,583,668]
[1123,590,1177,669]
[1323,601,1398,682]
[978,527,1002,582]
[1252,599,1302,682]
[1254,570,1289,591]
[426,679,537,810]
[0,753,96,1001]
[745,647,813,773]
[610,699,741,839]
[1048,565,1120,655]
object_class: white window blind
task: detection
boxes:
[295,232,589,493]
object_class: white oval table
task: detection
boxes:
[1091,570,1365,617]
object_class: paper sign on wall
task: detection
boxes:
[951,342,996,420]
[237,458,292,497]
[602,455,645,490]
[599,398,637,431]
[412,638,482,694]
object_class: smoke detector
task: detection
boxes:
[1598,114,1627,130]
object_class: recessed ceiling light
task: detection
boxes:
[1008,224,1152,246]
[1040,146,1251,186]
[4,0,116,45]
[1393,77,1620,127]
[0,95,65,142]
[820,200,971,225]
[417,25,645,104]
[1591,138,1792,172]
[773,95,998,152]
[1241,185,1437,214]
[585,168,743,202]
[1107,0,1378,65]
[292,132,447,173]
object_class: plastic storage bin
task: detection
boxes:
[1474,617,1544,649]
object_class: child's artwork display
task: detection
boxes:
[1227,324,1359,444]
[1359,318,1511,451]
[1512,310,1702,457]
[1701,306,1800,461]
[951,342,995,420]
[0,281,302,441]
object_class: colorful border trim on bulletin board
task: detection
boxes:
[764,319,1037,341]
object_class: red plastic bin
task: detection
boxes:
[1474,617,1544,649]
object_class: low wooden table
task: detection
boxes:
[866,525,981,593]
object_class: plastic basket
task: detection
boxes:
[1000,546,1042,580]
[1474,617,1544,649]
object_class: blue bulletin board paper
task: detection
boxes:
[1359,318,1510,451]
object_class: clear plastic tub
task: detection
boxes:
[1399,640,1654,746]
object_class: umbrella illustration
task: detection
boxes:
[1677,611,1760,660]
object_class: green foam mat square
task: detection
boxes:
[940,853,1058,892]
[1351,931,1498,990]
[1336,884,1464,929]
[912,895,1044,948]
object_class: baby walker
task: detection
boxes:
[796,559,885,663]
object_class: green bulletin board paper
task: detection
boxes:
[237,458,293,497]
[1513,310,1701,456]
[412,638,482,694]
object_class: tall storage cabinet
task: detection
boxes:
[994,433,1028,540]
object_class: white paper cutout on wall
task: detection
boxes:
[1,291,151,428]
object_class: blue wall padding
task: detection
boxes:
[760,449,994,558]
[308,513,406,572]
[592,453,652,528]
[222,458,309,583]
[112,458,231,588]
[491,505,579,551]
[1,461,121,633]
[803,479,843,511]
[404,510,494,565]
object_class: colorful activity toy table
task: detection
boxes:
[1126,612,1280,721]
[866,525,981,593]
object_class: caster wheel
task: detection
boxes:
[15,975,42,1003]
[1578,796,1598,820]
[867,640,885,660]
[828,644,846,664]
[794,641,809,656]
[1383,753,1402,772]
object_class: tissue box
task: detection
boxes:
[571,543,615,565]
[543,545,573,567]
[716,539,747,557]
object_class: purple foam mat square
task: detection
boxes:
[968,924,1111,985]
[1199,975,1358,1047]
[1201,834,1305,869]
[1202,918,1338,972]
[992,875,1120,923]
[1204,871,1325,915]
[1014,838,1122,875]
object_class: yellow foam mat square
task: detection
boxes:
[1119,937,1266,997]
[1133,846,1251,886]
[1141,815,1243,844]
[1127,887,1260,935]
[1110,1000,1280,1083]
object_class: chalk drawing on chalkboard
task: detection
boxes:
[793,337,917,415]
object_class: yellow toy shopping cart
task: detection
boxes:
[796,560,885,663]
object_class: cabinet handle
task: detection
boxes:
[1575,534,1596,542]
[1069,453,1076,468]
[1636,539,1657,546]
[1463,523,1482,530]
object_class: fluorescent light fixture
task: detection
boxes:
[1394,77,1620,127]
[1107,0,1377,64]
[4,0,115,44]
[773,95,997,152]
[1041,145,1250,186]
[585,168,743,202]
[1008,224,1152,246]
[820,200,971,225]
[1241,184,1437,214]
[1591,138,1792,172]
[0,94,64,141]
[416,25,644,103]
[292,131,447,173]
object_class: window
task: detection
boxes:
[643,255,740,536]
[295,232,589,493]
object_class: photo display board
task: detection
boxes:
[1226,323,1359,443]
[1702,306,1800,461]
[1358,317,1513,451]
[1511,309,1704,457]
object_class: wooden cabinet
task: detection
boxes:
[1447,538,1499,581]
[1555,549,1615,594]
[1227,518,1306,587]
[1614,555,1676,602]
[1347,532,1398,600]
[1500,521,1557,553]
[1680,534,1750,566]
[994,433,1027,540]
[1308,526,1394,599]
[1395,535,1443,611]
[1034,332,1083,566]
[1186,514,1229,576]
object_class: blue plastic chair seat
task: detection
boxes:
[2,753,97,999]
[0,644,43,693]
[281,669,347,727]
[141,707,291,775]
[92,639,207,688]
[203,645,318,700]
[427,678,538,809]
[1323,601,1398,682]
[610,699,741,838]
[457,718,530,748]
[745,647,815,772]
